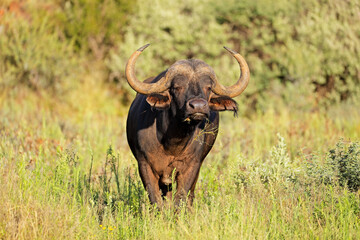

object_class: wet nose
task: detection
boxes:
[187,98,207,110]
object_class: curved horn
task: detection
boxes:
[125,44,171,94]
[212,47,250,98]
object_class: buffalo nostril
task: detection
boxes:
[188,99,207,109]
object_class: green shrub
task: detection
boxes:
[225,134,300,191]
[328,141,360,191]
[0,12,79,92]
[108,0,360,109]
[2,0,359,109]
[0,0,135,93]
[55,0,135,55]
[106,0,233,98]
[306,140,360,191]
[213,0,360,108]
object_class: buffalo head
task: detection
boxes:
[125,44,250,124]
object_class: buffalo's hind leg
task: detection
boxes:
[159,181,173,203]
[137,161,163,207]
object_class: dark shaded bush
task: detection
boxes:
[328,141,360,191]
[306,140,360,191]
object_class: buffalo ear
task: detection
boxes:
[146,92,171,110]
[209,95,238,113]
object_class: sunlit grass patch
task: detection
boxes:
[1,85,360,239]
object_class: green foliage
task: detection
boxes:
[107,0,360,108]
[55,0,135,55]
[106,0,232,96]
[306,140,360,191]
[0,0,135,94]
[328,141,360,191]
[0,13,79,92]
[87,146,146,221]
[225,133,299,192]
[213,0,360,107]
[49,146,147,225]
[2,0,359,108]
[257,133,299,185]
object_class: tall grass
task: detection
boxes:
[0,89,359,239]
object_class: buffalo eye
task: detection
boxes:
[203,86,212,94]
[172,86,183,92]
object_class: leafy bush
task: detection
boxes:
[227,136,360,194]
[106,0,233,98]
[0,0,135,93]
[0,10,79,92]
[306,140,360,191]
[259,133,299,185]
[108,0,360,109]
[2,0,359,108]
[328,141,360,191]
[213,0,360,107]
[54,0,135,56]
[225,134,300,191]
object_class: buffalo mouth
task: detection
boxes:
[184,112,209,122]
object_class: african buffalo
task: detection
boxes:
[126,44,250,207]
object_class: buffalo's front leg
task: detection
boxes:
[138,161,163,207]
[187,170,200,206]
[175,162,202,206]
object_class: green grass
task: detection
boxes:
[1,87,359,239]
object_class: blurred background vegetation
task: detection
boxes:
[1,0,359,111]
[1,0,360,239]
